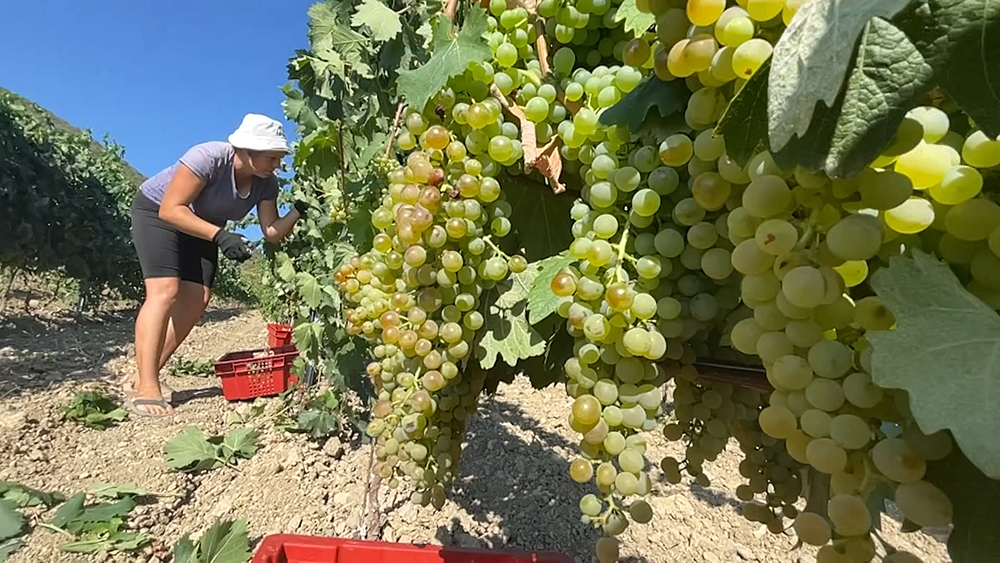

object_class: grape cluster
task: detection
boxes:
[337,113,529,505]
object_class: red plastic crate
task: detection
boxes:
[267,323,295,348]
[251,535,574,563]
[214,345,300,401]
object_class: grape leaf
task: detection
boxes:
[771,18,934,177]
[275,252,296,283]
[925,447,1000,563]
[526,253,575,325]
[0,501,23,542]
[89,483,147,500]
[183,519,252,563]
[893,0,1000,138]
[613,0,655,37]
[715,59,771,167]
[351,0,402,42]
[868,250,1000,479]
[767,0,913,151]
[0,538,23,561]
[296,271,325,309]
[397,7,492,113]
[0,481,64,508]
[49,492,85,529]
[518,319,575,389]
[173,535,197,563]
[599,77,690,135]
[164,427,222,473]
[220,428,260,463]
[502,174,574,261]
[308,3,371,79]
[297,408,339,439]
[477,307,546,369]
[476,269,546,369]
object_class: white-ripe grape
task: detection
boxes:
[754,219,798,256]
[825,214,883,260]
[595,537,620,563]
[945,198,1000,241]
[793,512,832,546]
[962,129,1000,168]
[741,271,781,302]
[807,339,852,379]
[907,106,949,143]
[732,239,775,275]
[829,414,870,450]
[769,355,813,391]
[800,409,832,438]
[759,405,797,439]
[859,168,913,210]
[885,196,935,234]
[701,248,735,280]
[804,378,845,412]
[903,427,953,461]
[895,142,952,189]
[746,0,784,21]
[731,38,772,78]
[872,438,926,483]
[894,480,953,527]
[743,175,792,218]
[731,318,764,354]
[755,331,793,363]
[781,266,825,309]
[841,372,883,408]
[827,493,871,536]
[785,318,824,348]
[806,438,848,474]
[928,165,982,205]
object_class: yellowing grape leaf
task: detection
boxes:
[397,7,492,113]
[526,253,575,325]
[868,250,1000,479]
[350,0,402,42]
[613,0,655,37]
[491,85,565,193]
[768,0,913,151]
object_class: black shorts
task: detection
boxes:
[131,193,218,288]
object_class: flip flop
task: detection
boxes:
[125,398,175,419]
[122,378,175,403]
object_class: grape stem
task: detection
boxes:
[384,100,408,159]
[481,235,508,260]
[794,204,823,251]
[612,223,631,284]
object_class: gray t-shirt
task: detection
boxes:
[138,141,279,227]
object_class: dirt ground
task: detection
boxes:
[0,305,951,562]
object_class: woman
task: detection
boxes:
[126,113,305,417]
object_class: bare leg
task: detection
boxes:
[157,282,212,370]
[133,278,180,415]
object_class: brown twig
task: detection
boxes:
[534,19,551,76]
[358,444,382,539]
[489,84,566,194]
[384,100,407,159]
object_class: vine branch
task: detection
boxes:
[384,100,407,159]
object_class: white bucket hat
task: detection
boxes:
[228,113,292,153]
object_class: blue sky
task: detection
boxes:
[1,0,318,239]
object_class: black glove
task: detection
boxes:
[293,198,310,216]
[213,230,252,262]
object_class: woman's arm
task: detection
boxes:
[257,198,302,244]
[158,164,223,241]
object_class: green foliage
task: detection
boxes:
[163,426,260,473]
[715,59,771,166]
[502,175,575,262]
[766,0,914,152]
[526,253,576,325]
[46,491,148,554]
[173,519,252,563]
[0,501,23,543]
[599,77,690,135]
[168,356,215,378]
[61,391,127,429]
[0,90,143,303]
[613,0,655,37]
[0,481,64,508]
[397,6,493,113]
[869,250,1000,479]
[292,389,346,438]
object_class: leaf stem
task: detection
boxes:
[384,100,407,159]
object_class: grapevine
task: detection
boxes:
[277,0,1000,562]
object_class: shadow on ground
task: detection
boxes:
[0,306,245,399]
[427,394,615,563]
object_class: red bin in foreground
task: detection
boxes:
[214,345,299,401]
[251,535,574,563]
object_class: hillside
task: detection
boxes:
[0,86,146,187]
